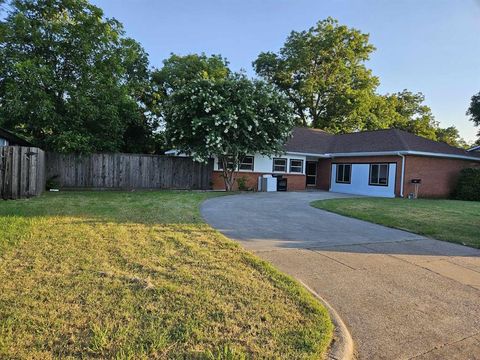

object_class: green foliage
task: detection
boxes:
[467,91,480,143]
[236,176,248,191]
[152,53,230,97]
[454,168,480,201]
[163,70,294,190]
[0,0,158,153]
[254,18,465,146]
[435,126,468,148]
[253,17,379,131]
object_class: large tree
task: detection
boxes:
[253,17,379,132]
[163,73,294,191]
[0,0,157,153]
[467,91,480,145]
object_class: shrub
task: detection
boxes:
[453,168,480,201]
[237,176,249,191]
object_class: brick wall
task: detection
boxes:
[212,171,306,191]
[404,155,479,198]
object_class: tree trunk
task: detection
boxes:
[221,155,240,191]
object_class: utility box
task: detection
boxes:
[258,175,277,192]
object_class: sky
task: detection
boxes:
[92,0,480,143]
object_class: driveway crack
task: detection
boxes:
[408,331,480,359]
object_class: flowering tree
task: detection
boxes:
[164,73,294,191]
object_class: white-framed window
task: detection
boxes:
[336,164,351,184]
[218,156,254,171]
[0,138,8,146]
[369,164,389,186]
[273,158,287,172]
[239,156,254,171]
[217,156,234,170]
[289,159,303,173]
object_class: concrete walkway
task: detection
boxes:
[201,192,480,360]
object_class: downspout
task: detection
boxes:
[398,153,405,198]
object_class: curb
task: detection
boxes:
[298,280,355,360]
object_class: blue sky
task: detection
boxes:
[92,0,480,143]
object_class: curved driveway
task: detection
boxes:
[201,192,480,360]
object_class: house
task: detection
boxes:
[0,127,32,147]
[468,145,480,152]
[211,127,480,198]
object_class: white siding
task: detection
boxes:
[0,137,8,146]
[213,153,307,175]
[330,163,397,198]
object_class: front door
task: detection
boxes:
[306,161,317,186]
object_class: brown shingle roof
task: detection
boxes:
[284,127,333,154]
[285,127,480,160]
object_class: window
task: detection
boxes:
[289,159,303,173]
[217,156,234,170]
[273,158,287,172]
[239,156,254,171]
[218,156,254,171]
[369,164,389,186]
[336,164,351,183]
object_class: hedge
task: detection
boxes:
[453,168,480,201]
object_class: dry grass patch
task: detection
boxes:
[0,191,332,359]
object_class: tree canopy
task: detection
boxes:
[0,0,158,153]
[467,91,480,145]
[163,72,294,190]
[253,17,379,131]
[254,18,466,147]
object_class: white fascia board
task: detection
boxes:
[325,150,480,162]
[286,151,330,158]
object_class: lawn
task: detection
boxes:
[0,191,332,359]
[312,197,480,249]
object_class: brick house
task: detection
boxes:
[211,127,480,198]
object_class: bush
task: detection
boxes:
[454,168,480,201]
[237,176,249,191]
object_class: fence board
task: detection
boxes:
[0,146,45,200]
[45,153,213,190]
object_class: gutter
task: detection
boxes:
[325,150,480,162]
[398,153,405,198]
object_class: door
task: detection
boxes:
[306,161,317,186]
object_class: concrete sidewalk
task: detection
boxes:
[201,192,480,360]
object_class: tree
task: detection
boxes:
[253,17,379,132]
[0,0,157,153]
[152,53,230,97]
[163,73,294,191]
[467,91,480,143]
[435,126,468,148]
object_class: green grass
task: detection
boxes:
[311,197,480,249]
[0,191,332,359]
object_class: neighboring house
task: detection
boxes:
[0,127,32,147]
[210,127,480,198]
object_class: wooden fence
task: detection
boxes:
[0,146,45,199]
[46,153,214,190]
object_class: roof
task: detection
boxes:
[468,145,480,152]
[0,128,33,146]
[284,127,333,154]
[285,127,480,161]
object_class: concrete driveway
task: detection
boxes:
[201,192,480,360]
